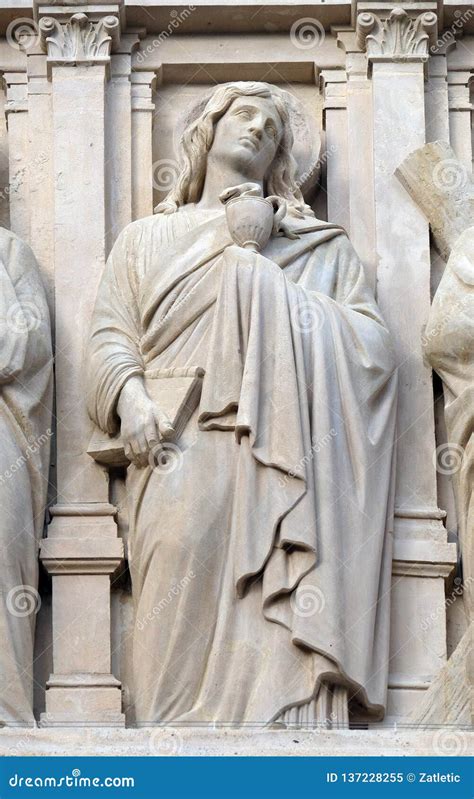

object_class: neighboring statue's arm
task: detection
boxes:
[0,255,28,384]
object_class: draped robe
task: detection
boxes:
[424,227,474,622]
[0,228,52,724]
[87,206,397,724]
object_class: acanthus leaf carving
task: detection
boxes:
[39,13,120,63]
[357,7,438,60]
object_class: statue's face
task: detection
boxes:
[209,95,283,181]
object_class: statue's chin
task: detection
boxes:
[214,146,265,181]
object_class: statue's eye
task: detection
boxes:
[235,109,251,119]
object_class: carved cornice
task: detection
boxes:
[39,12,121,64]
[356,7,438,61]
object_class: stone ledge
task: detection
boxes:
[0,727,472,757]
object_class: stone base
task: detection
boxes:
[0,727,472,757]
[41,677,125,727]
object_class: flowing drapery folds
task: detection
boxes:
[87,207,397,723]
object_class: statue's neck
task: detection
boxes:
[196,159,263,211]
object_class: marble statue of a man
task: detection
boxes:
[87,82,398,724]
[0,227,52,724]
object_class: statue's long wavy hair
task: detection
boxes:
[155,82,309,217]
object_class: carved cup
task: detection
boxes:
[224,195,285,252]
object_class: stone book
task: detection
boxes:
[87,366,205,467]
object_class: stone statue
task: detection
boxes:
[396,143,473,621]
[396,141,473,720]
[0,228,53,725]
[425,229,473,620]
[87,82,398,725]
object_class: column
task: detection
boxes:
[336,30,377,290]
[357,4,457,720]
[25,46,55,315]
[105,33,143,252]
[447,69,473,170]
[131,69,158,220]
[37,4,124,725]
[3,70,29,242]
[425,46,451,144]
[319,69,349,234]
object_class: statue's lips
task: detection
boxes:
[239,136,260,151]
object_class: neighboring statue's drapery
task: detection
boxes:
[87,207,397,723]
[0,229,52,724]
[424,227,474,621]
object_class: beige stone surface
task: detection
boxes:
[1,726,472,758]
[0,0,471,735]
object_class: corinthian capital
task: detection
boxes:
[356,7,437,60]
[39,12,120,64]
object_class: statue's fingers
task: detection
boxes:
[154,408,175,441]
[145,435,159,456]
[135,433,149,467]
[128,436,145,468]
[123,441,134,464]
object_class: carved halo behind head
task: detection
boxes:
[155,81,314,218]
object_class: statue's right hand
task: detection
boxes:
[117,377,174,467]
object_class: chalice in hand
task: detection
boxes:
[219,182,295,252]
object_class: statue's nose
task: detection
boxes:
[248,122,263,140]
